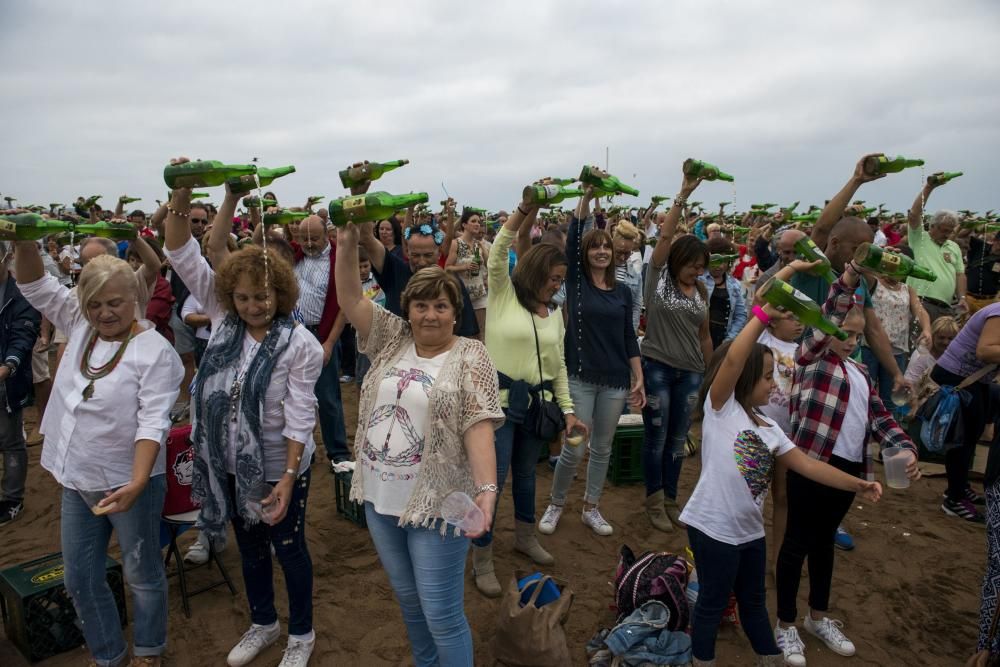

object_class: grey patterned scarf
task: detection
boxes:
[190,313,295,539]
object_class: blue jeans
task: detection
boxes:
[229,470,313,635]
[472,412,547,547]
[62,475,168,666]
[687,526,780,661]
[860,347,908,412]
[365,504,473,666]
[641,358,702,499]
[550,378,627,506]
[315,339,349,462]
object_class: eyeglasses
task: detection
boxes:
[190,218,208,224]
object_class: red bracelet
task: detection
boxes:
[752,304,771,325]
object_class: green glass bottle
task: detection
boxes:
[0,213,73,241]
[791,211,822,224]
[853,242,936,282]
[163,160,258,189]
[262,210,310,226]
[307,195,325,205]
[75,221,138,240]
[683,158,734,182]
[83,195,102,208]
[651,195,671,206]
[328,191,429,226]
[226,166,297,195]
[961,220,1000,233]
[709,253,740,267]
[793,236,838,283]
[338,159,409,189]
[751,203,777,211]
[578,166,640,197]
[758,277,848,341]
[523,184,584,205]
[191,193,210,200]
[928,171,963,186]
[549,177,577,186]
[863,155,924,176]
[242,196,278,208]
[471,244,481,277]
[781,201,800,215]
[118,196,141,205]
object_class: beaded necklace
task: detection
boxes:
[79,321,139,401]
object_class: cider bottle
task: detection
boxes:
[758,277,848,340]
[328,191,429,226]
[262,210,310,226]
[0,213,73,241]
[709,253,740,267]
[338,160,409,188]
[226,166,296,195]
[853,242,937,282]
[863,155,924,176]
[163,160,258,189]
[471,244,482,277]
[75,221,138,240]
[683,158,734,182]
[578,166,640,197]
[118,196,141,205]
[793,236,838,283]
[522,184,584,205]
[243,196,278,208]
[928,171,963,186]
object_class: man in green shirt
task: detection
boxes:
[905,177,967,322]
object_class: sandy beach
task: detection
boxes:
[0,383,988,666]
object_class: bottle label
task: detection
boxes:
[342,196,367,219]
[779,282,810,301]
[541,185,560,201]
[0,221,15,240]
[880,253,901,271]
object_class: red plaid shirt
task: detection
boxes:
[789,274,916,482]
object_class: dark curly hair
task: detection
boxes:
[215,245,299,318]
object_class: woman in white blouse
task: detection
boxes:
[163,168,323,667]
[15,242,184,667]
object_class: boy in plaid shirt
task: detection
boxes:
[773,262,920,665]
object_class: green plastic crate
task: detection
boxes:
[608,424,644,485]
[334,470,367,528]
[0,552,126,663]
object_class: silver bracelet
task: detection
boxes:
[473,483,499,497]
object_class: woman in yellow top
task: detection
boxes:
[470,190,589,597]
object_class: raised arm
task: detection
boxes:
[207,186,239,268]
[651,163,703,269]
[709,301,777,409]
[812,153,886,251]
[334,223,374,340]
[163,157,193,252]
[13,241,44,284]
[908,177,938,230]
[514,206,538,260]
[129,235,161,288]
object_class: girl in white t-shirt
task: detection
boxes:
[681,301,882,667]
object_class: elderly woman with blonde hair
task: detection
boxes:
[14,238,184,667]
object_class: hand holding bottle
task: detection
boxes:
[347,161,373,196]
[853,152,888,184]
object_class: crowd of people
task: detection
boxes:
[0,151,996,666]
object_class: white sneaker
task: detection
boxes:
[803,615,855,657]
[183,540,209,566]
[227,623,281,667]
[538,504,563,535]
[581,506,613,536]
[774,624,807,666]
[278,632,316,667]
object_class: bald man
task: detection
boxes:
[754,228,806,288]
[294,215,350,467]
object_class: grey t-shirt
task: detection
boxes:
[641,262,708,372]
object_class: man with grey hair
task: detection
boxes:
[754,227,806,289]
[0,240,41,524]
[906,177,966,322]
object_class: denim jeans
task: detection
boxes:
[472,411,547,547]
[62,475,168,666]
[314,339,349,462]
[860,347,907,412]
[229,470,313,635]
[550,378,627,506]
[641,358,702,499]
[687,526,779,661]
[365,504,473,666]
[0,408,26,502]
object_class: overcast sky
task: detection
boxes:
[2,1,998,215]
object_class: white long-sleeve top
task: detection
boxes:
[19,274,184,491]
[164,237,322,481]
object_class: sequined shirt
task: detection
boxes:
[641,262,708,372]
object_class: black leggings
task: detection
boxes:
[775,455,861,623]
[930,365,992,501]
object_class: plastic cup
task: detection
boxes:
[78,489,117,515]
[245,482,276,524]
[890,385,910,407]
[882,446,911,489]
[565,424,586,447]
[440,491,485,534]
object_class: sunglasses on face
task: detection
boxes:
[190,218,208,224]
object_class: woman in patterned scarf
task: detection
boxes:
[163,157,323,667]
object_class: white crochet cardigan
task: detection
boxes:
[350,305,504,533]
